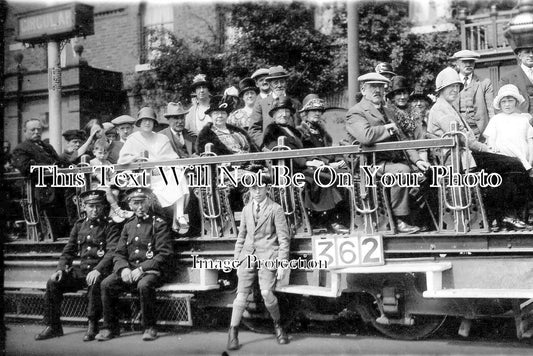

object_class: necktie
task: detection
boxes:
[255,203,260,222]
[178,132,184,146]
[463,76,468,88]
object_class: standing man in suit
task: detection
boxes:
[500,45,533,117]
[251,68,271,99]
[227,177,290,350]
[107,115,136,164]
[159,102,197,158]
[345,73,430,234]
[451,50,494,140]
[248,66,302,147]
[185,74,213,134]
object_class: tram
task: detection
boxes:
[4,125,533,342]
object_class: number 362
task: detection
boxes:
[312,235,384,268]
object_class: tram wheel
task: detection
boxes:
[358,299,446,340]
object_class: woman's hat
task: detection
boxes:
[409,90,433,105]
[493,84,526,110]
[204,96,234,116]
[135,107,158,127]
[435,67,463,93]
[62,129,86,142]
[164,102,189,118]
[265,66,290,81]
[299,94,325,113]
[238,77,260,97]
[385,76,410,99]
[375,62,396,77]
[191,73,210,91]
[268,96,295,117]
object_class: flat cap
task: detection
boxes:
[358,72,390,85]
[62,129,85,142]
[451,50,480,61]
[251,68,270,80]
[111,115,135,126]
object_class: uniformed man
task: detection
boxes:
[35,190,120,341]
[95,187,174,342]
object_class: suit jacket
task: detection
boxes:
[345,97,421,164]
[234,197,290,262]
[107,140,124,164]
[248,94,302,147]
[453,74,494,137]
[159,127,197,158]
[12,139,63,176]
[500,66,533,116]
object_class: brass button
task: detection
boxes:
[87,246,91,251]
[135,249,139,254]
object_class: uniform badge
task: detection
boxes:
[146,251,154,259]
[97,249,105,258]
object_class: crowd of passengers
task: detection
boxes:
[7,45,533,237]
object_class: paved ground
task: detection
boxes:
[4,323,533,356]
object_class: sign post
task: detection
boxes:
[16,3,94,152]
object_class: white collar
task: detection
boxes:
[521,63,533,74]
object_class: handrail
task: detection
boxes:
[43,138,456,175]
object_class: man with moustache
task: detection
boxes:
[248,66,302,147]
[159,102,196,158]
[251,68,271,99]
[345,73,430,234]
[500,45,533,118]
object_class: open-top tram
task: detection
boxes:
[4,130,533,342]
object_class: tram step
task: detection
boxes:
[4,289,193,326]
[276,273,341,298]
[423,288,533,299]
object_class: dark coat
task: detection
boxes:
[262,123,306,168]
[500,66,533,117]
[106,140,124,164]
[12,139,64,176]
[197,122,258,155]
[58,216,121,276]
[159,127,197,158]
[297,121,336,164]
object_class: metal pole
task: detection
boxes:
[347,0,359,108]
[47,40,62,152]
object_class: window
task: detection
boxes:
[141,3,174,64]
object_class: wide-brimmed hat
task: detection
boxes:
[111,115,135,126]
[375,62,396,77]
[265,66,290,81]
[451,49,480,62]
[80,189,106,204]
[251,68,269,80]
[62,129,85,142]
[386,76,411,99]
[164,102,189,118]
[299,94,325,113]
[205,96,234,116]
[268,96,295,117]
[135,107,158,127]
[238,77,260,97]
[358,72,390,85]
[493,84,526,110]
[191,73,210,91]
[435,67,463,93]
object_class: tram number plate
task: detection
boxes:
[312,235,384,269]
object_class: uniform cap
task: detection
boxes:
[125,187,152,201]
[79,189,106,204]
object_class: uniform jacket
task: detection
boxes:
[234,197,290,262]
[453,74,494,136]
[500,66,533,116]
[248,94,302,147]
[345,97,422,164]
[197,122,258,155]
[113,215,173,277]
[107,140,124,164]
[12,139,63,176]
[58,216,121,275]
[159,127,197,158]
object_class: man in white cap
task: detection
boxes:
[107,115,136,164]
[185,74,212,134]
[500,44,533,117]
[248,65,302,147]
[345,73,430,234]
[451,50,494,139]
[251,68,271,99]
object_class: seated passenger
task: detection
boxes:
[118,107,190,233]
[345,73,430,234]
[227,176,290,350]
[59,129,97,164]
[95,187,173,342]
[34,190,120,341]
[428,67,529,230]
[197,96,259,155]
[263,96,348,234]
[227,78,260,131]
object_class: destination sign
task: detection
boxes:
[16,3,94,43]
